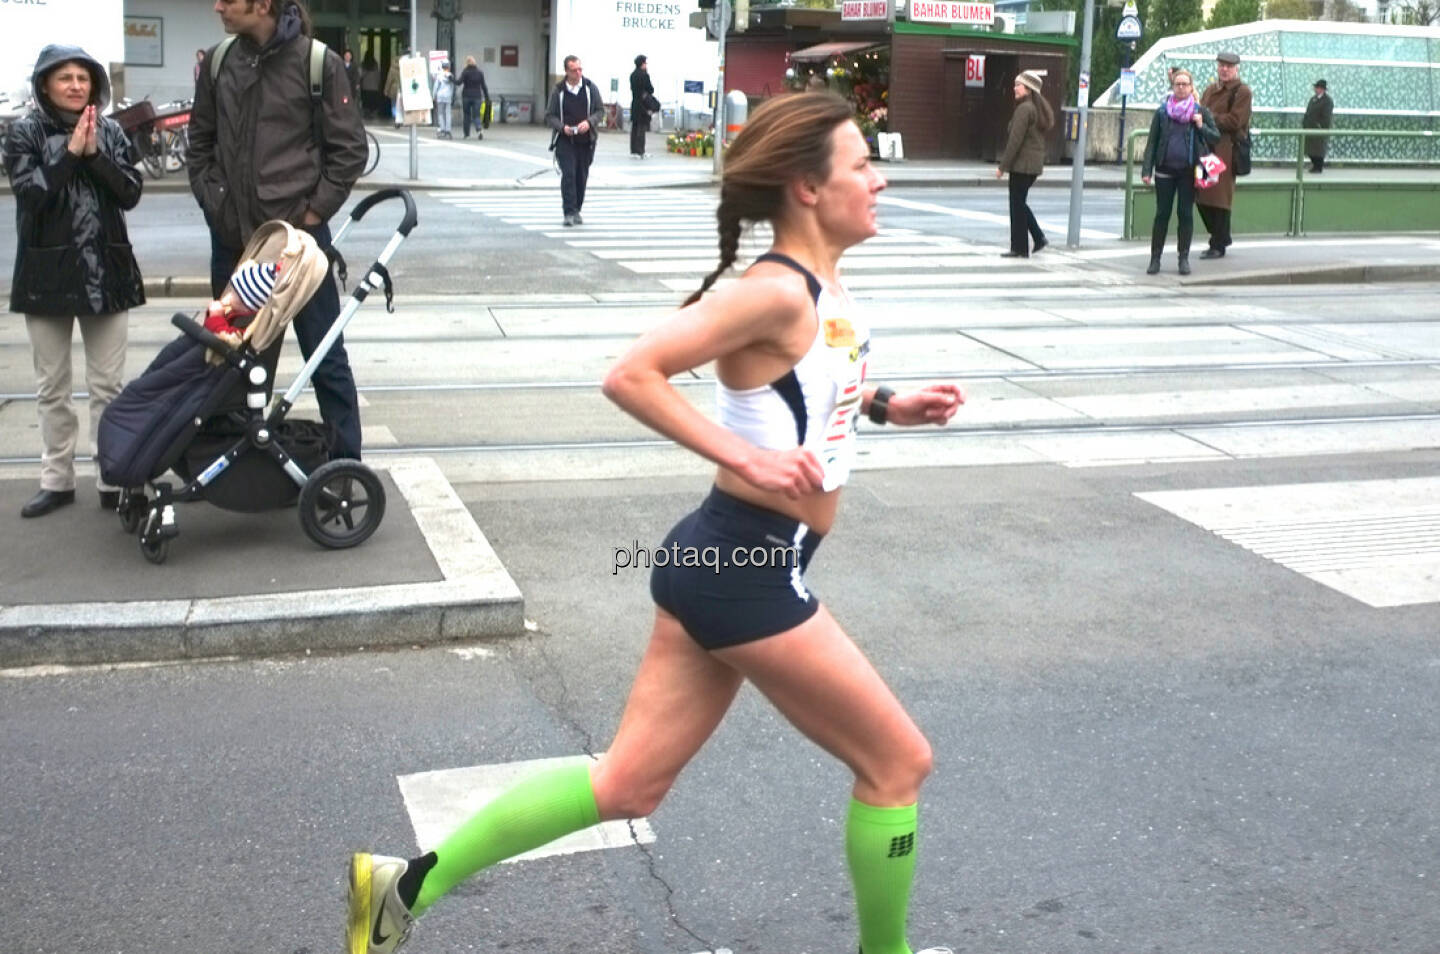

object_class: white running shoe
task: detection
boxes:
[347,853,416,954]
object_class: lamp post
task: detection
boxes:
[1066,0,1095,247]
[409,0,419,180]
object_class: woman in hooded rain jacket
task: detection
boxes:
[3,44,144,518]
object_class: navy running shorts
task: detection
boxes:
[650,486,823,650]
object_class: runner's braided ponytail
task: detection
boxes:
[681,92,854,307]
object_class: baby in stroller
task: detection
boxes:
[203,259,282,341]
[97,220,380,563]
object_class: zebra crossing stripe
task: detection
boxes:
[434,190,1099,290]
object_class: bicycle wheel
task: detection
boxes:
[163,129,186,173]
[139,129,165,179]
[363,129,380,177]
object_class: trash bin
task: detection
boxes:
[499,95,533,124]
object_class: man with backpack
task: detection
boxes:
[187,0,367,461]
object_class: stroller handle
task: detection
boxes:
[171,312,241,365]
[348,189,417,237]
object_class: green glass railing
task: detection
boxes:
[1123,128,1440,240]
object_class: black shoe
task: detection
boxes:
[1178,256,1191,276]
[21,488,75,518]
[1146,257,1161,275]
[98,490,120,511]
[1001,250,1027,258]
[1200,248,1225,259]
[563,214,577,227]
[476,131,483,140]
[1032,238,1048,254]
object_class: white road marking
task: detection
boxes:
[397,754,656,860]
[1136,477,1440,607]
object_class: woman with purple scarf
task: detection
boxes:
[1140,69,1218,276]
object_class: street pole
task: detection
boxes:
[1065,0,1095,248]
[713,0,728,179]
[1116,42,1132,160]
[409,0,419,180]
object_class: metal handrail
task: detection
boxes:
[1123,127,1440,238]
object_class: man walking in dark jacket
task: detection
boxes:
[457,55,490,139]
[629,54,654,158]
[189,0,368,460]
[545,55,605,227]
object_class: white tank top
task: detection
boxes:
[717,253,870,491]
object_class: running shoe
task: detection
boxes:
[347,853,416,954]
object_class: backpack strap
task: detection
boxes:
[210,34,325,105]
[209,35,239,84]
[308,38,325,102]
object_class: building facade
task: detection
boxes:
[89,0,717,122]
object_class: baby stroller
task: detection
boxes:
[97,189,418,564]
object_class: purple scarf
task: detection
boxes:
[1165,93,1196,124]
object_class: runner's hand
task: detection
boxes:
[739,447,825,499]
[888,383,965,426]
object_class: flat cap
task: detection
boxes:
[1216,50,1241,64]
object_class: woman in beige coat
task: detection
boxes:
[996,69,1052,257]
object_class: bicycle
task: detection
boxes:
[363,128,380,177]
[113,97,191,179]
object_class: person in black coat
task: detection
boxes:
[1302,79,1333,174]
[456,55,491,139]
[629,54,655,158]
[3,44,144,518]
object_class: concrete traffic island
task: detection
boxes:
[0,457,524,667]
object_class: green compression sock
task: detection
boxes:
[412,760,600,915]
[845,798,918,954]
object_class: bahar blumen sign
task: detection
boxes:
[909,0,995,25]
[841,0,889,18]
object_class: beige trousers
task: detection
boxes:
[24,312,129,492]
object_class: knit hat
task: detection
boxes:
[1314,78,1327,89]
[1017,70,1043,93]
[230,261,282,314]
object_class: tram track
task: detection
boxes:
[3,408,1439,470]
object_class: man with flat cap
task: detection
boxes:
[1303,79,1333,173]
[1197,50,1251,259]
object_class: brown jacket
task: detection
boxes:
[1196,78,1251,211]
[999,97,1046,176]
[187,9,366,249]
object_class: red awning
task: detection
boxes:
[788,41,887,62]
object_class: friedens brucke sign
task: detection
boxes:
[616,1,682,31]
[909,0,995,25]
[842,0,889,19]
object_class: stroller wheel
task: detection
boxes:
[139,531,170,565]
[299,460,386,550]
[119,491,146,534]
